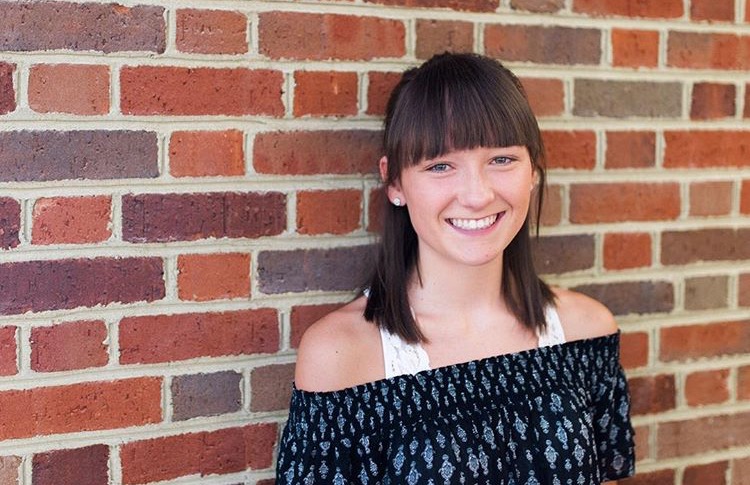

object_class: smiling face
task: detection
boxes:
[385,145,534,269]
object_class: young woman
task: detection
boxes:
[276,53,635,484]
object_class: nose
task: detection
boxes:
[457,168,495,209]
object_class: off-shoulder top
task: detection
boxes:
[276,318,635,484]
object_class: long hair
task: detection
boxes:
[364,52,555,343]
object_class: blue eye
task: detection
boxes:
[427,163,450,172]
[491,156,513,165]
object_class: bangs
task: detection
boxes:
[384,54,541,172]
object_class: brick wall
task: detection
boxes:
[0,0,747,483]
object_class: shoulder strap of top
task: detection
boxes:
[538,304,566,347]
[379,326,430,379]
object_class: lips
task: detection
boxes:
[448,213,500,230]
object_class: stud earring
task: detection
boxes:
[392,197,402,206]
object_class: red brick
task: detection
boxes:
[612,29,659,68]
[733,456,750,485]
[0,198,20,249]
[290,303,341,348]
[121,424,277,484]
[367,71,401,116]
[658,411,750,459]
[31,320,108,372]
[619,469,675,485]
[0,63,16,114]
[740,365,750,401]
[685,369,730,406]
[574,0,683,18]
[365,0,496,11]
[0,131,158,182]
[0,258,164,316]
[177,253,250,301]
[746,85,750,118]
[122,192,286,243]
[28,64,109,115]
[689,181,733,216]
[297,190,361,235]
[571,183,679,223]
[169,130,244,177]
[415,19,474,59]
[511,0,563,12]
[691,83,736,119]
[661,228,750,265]
[176,9,247,54]
[294,71,358,117]
[628,374,676,415]
[259,12,405,60]
[32,196,111,245]
[485,25,601,65]
[633,425,650,461]
[740,274,750,307]
[521,78,564,117]
[33,445,108,485]
[119,309,279,364]
[543,131,596,169]
[250,363,295,411]
[121,67,283,116]
[691,0,735,22]
[0,2,165,53]
[668,32,750,70]
[0,327,16,376]
[665,131,750,167]
[620,331,648,369]
[605,131,655,168]
[0,456,21,484]
[743,180,750,214]
[253,130,380,175]
[603,232,651,270]
[368,186,386,233]
[660,320,750,362]
[0,378,161,440]
[537,184,562,226]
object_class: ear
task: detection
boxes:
[379,156,405,205]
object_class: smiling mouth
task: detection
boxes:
[448,213,501,230]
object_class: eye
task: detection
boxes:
[426,163,450,173]
[491,156,514,166]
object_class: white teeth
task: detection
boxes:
[449,214,498,230]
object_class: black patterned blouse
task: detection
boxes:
[276,332,635,484]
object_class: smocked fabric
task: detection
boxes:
[277,332,635,484]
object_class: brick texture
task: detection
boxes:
[28,64,109,115]
[629,374,676,415]
[365,0,496,11]
[511,0,564,12]
[0,198,20,250]
[570,183,680,223]
[32,445,108,485]
[290,303,342,348]
[661,228,750,265]
[250,363,296,412]
[171,371,242,421]
[611,29,659,68]
[120,424,277,484]
[574,79,682,117]
[31,320,108,372]
[169,130,245,177]
[603,233,651,270]
[690,0,735,22]
[0,327,17,376]
[657,411,750,458]
[684,275,728,310]
[741,274,750,307]
[734,456,750,485]
[0,131,158,181]
[0,63,16,114]
[667,32,750,70]
[691,83,736,119]
[119,309,279,364]
[122,192,286,243]
[485,25,601,65]
[620,331,648,369]
[740,366,750,401]
[532,234,595,274]
[415,20,474,60]
[0,258,164,315]
[742,180,750,214]
[521,78,565,117]
[685,369,730,406]
[294,71,358,117]
[32,196,111,245]
[177,253,250,301]
[176,9,248,54]
[543,131,596,169]
[573,0,683,18]
[297,190,362,235]
[0,456,21,485]
[367,72,401,116]
[689,181,733,216]
[573,281,674,316]
[660,320,750,361]
[605,131,656,168]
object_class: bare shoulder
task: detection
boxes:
[294,296,384,392]
[552,287,618,341]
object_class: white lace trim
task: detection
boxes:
[379,305,566,378]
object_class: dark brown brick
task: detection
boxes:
[574,79,682,117]
[658,410,750,459]
[485,25,601,65]
[532,235,595,274]
[511,0,564,12]
[33,445,108,485]
[253,130,380,175]
[691,82,736,119]
[0,131,158,182]
[0,198,20,250]
[684,275,728,310]
[629,374,676,415]
[573,281,674,316]
[415,19,474,59]
[661,229,750,265]
[120,310,279,365]
[250,363,295,412]
[0,2,165,53]
[258,245,374,294]
[122,192,286,243]
[0,258,164,315]
[660,320,750,362]
[171,371,242,421]
[0,63,15,114]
